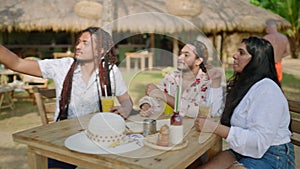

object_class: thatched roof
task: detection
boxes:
[0,0,291,34]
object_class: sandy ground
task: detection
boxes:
[282,56,300,76]
[0,56,299,169]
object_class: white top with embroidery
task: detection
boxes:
[226,78,291,158]
[38,58,127,120]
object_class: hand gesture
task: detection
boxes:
[139,103,154,117]
[145,83,166,101]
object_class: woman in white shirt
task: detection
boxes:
[194,36,295,169]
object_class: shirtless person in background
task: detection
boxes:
[264,19,290,83]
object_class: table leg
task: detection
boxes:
[141,57,145,71]
[126,55,130,71]
[134,59,139,71]
[27,146,47,169]
[7,91,14,109]
[0,93,4,109]
[148,54,153,70]
[0,74,6,85]
[207,137,222,160]
[0,90,14,110]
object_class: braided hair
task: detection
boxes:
[56,27,116,121]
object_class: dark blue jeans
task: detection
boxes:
[48,158,77,169]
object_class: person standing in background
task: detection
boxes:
[264,19,290,83]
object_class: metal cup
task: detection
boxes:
[143,119,156,136]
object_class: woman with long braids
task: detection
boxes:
[0,27,133,169]
[139,40,224,118]
[194,37,295,169]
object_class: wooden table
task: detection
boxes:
[0,69,19,85]
[12,113,222,169]
[125,52,153,71]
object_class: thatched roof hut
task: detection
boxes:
[0,0,291,66]
[0,0,290,34]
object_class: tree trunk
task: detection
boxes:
[288,37,299,59]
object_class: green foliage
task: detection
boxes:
[248,0,300,58]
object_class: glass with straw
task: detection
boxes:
[169,70,183,144]
[101,85,115,112]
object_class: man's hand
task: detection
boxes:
[110,106,129,119]
[139,103,153,117]
[145,83,166,101]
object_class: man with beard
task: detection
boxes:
[139,40,223,118]
[0,27,133,169]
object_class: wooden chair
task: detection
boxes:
[10,57,49,104]
[289,99,300,146]
[11,74,49,104]
[0,86,14,110]
[33,87,56,125]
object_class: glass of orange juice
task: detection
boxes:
[101,97,114,112]
[164,103,174,115]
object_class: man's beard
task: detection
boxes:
[177,62,191,73]
[75,56,96,64]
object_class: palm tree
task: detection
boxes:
[249,0,299,58]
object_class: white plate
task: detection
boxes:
[64,132,143,154]
[143,133,188,151]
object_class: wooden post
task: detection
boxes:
[173,39,179,68]
[102,0,114,35]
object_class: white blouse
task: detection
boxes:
[226,78,291,158]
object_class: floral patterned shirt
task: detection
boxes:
[139,70,223,118]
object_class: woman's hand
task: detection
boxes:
[194,116,219,133]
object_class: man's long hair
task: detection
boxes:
[221,36,280,126]
[188,40,208,73]
[57,27,116,121]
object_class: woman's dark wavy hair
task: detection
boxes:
[220,36,280,126]
[57,27,116,121]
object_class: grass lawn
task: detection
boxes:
[123,69,163,109]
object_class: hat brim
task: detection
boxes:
[64,132,143,154]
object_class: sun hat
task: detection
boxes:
[87,112,125,146]
[64,113,143,154]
